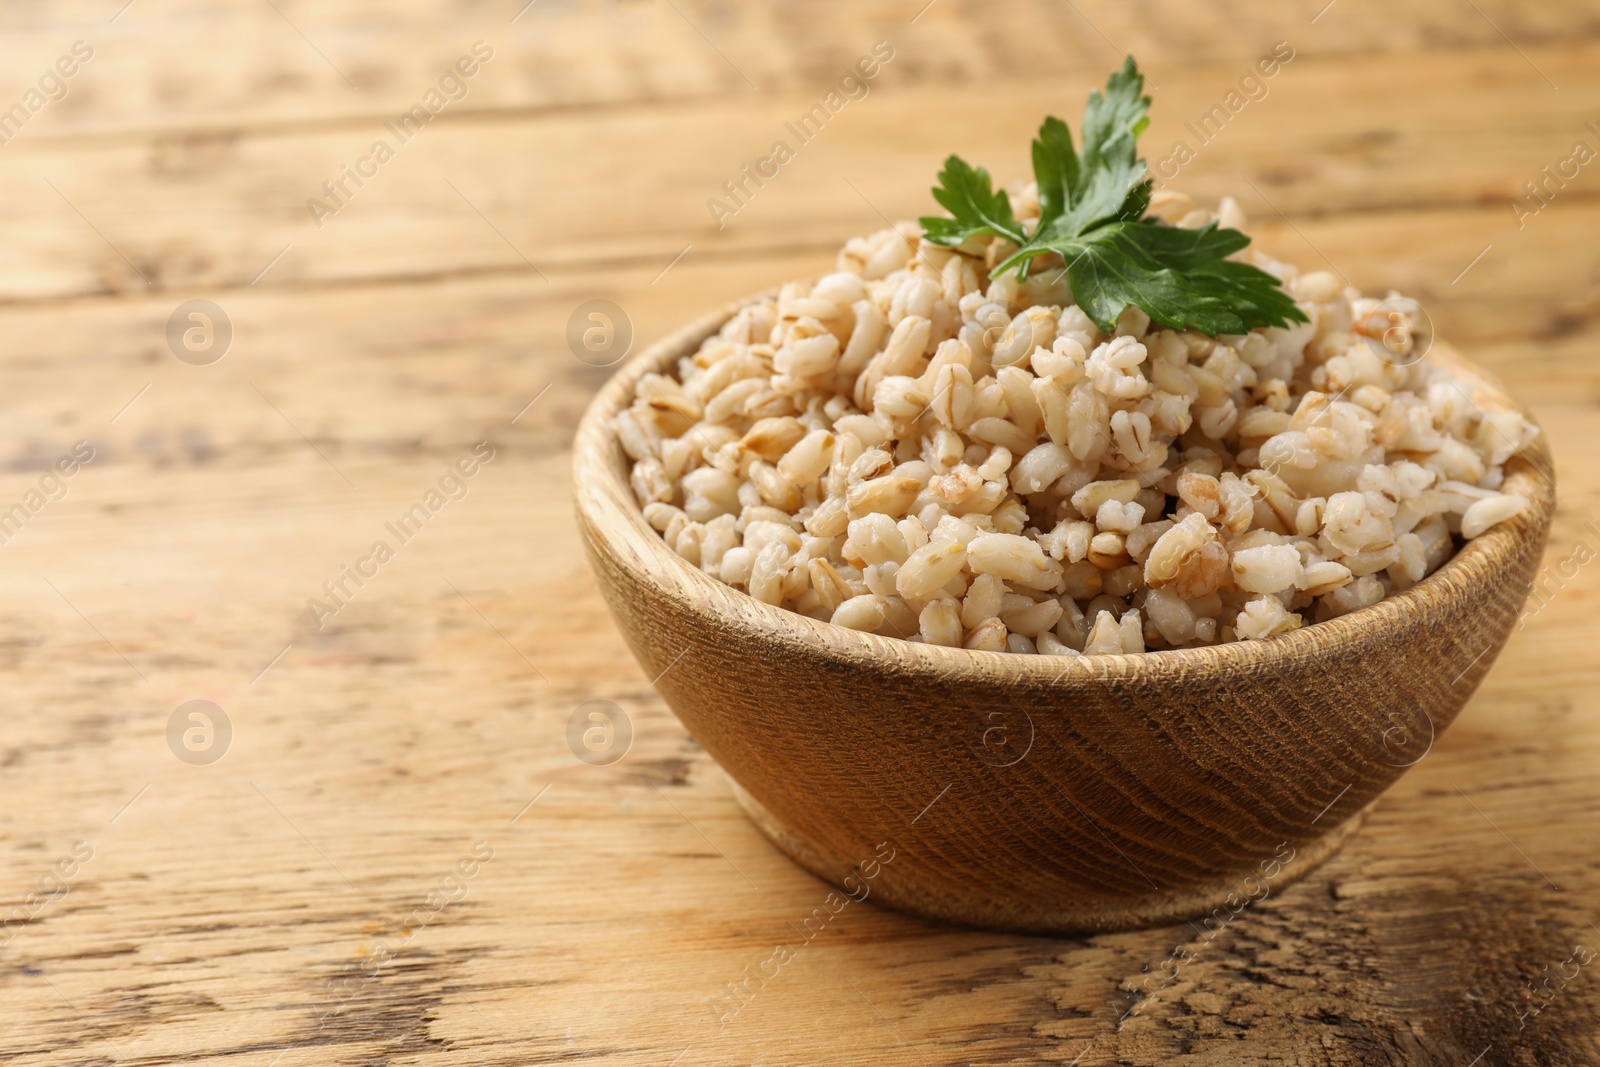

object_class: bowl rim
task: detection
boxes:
[574,292,1557,679]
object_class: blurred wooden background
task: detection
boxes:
[0,1,1597,1064]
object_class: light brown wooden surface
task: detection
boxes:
[1,2,1598,1064]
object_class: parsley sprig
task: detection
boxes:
[919,57,1308,337]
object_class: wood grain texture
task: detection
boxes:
[5,0,1591,138]
[1,1,1598,1064]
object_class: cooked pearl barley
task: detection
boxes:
[615,189,1539,651]
[1235,597,1301,641]
[1298,559,1353,597]
[967,533,1062,589]
[777,429,836,485]
[832,594,885,632]
[1231,544,1304,595]
[1083,611,1123,655]
[964,617,1008,651]
[896,540,969,599]
[999,594,1063,638]
[1461,494,1528,539]
[919,598,963,646]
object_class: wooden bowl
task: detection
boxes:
[573,297,1556,934]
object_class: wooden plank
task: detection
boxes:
[0,41,1595,300]
[0,0,1589,139]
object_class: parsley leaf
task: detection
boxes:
[919,156,1027,248]
[1050,221,1307,336]
[1078,56,1151,183]
[919,56,1308,337]
[1029,116,1078,237]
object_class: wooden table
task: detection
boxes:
[2,2,1597,1063]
